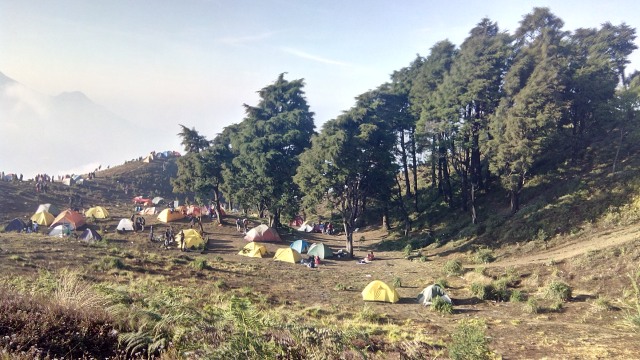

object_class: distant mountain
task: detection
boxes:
[0,71,161,179]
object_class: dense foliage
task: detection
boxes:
[172,7,639,252]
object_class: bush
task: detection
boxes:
[357,305,382,323]
[435,278,448,289]
[448,319,490,360]
[334,283,347,291]
[473,248,495,264]
[524,298,539,314]
[392,277,402,288]
[443,260,464,276]
[191,258,209,271]
[470,282,490,300]
[431,296,453,315]
[403,244,413,258]
[509,290,525,303]
[93,256,125,271]
[545,280,572,301]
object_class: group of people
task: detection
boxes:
[235,218,249,233]
[130,214,146,231]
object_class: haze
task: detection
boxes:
[1,0,639,179]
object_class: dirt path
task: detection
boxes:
[485,223,640,268]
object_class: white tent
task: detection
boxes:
[116,218,134,231]
[417,285,452,306]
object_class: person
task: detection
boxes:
[367,251,375,262]
[242,218,249,234]
[314,255,320,266]
[25,219,33,233]
[149,225,154,242]
[335,249,347,259]
[236,218,242,232]
[307,255,316,268]
[32,221,39,233]
[178,230,185,252]
[189,215,196,229]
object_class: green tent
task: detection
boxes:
[307,243,333,259]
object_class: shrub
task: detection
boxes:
[334,283,347,291]
[448,319,490,360]
[191,258,209,271]
[524,298,539,314]
[443,260,464,276]
[403,244,413,258]
[545,280,572,301]
[435,278,448,289]
[93,256,125,271]
[473,248,495,264]
[357,305,382,323]
[392,277,402,288]
[509,290,525,303]
[470,282,490,300]
[431,296,453,315]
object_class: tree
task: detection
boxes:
[488,7,568,213]
[178,124,210,154]
[295,90,396,257]
[437,18,512,223]
[172,126,229,222]
[229,74,315,227]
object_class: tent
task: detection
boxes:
[4,218,26,232]
[244,224,281,242]
[62,177,75,186]
[417,285,452,306]
[49,224,72,237]
[85,206,109,219]
[307,243,334,259]
[36,203,60,216]
[116,218,135,231]
[139,207,157,215]
[31,211,55,226]
[289,215,304,227]
[157,208,185,223]
[176,229,205,249]
[290,239,310,254]
[152,197,165,205]
[297,223,313,232]
[273,248,302,264]
[79,228,102,242]
[143,153,155,163]
[50,209,85,230]
[238,242,268,258]
[362,280,400,303]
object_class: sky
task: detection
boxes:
[1,0,639,179]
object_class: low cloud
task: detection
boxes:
[281,47,350,67]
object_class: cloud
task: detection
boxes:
[281,47,350,67]
[216,31,278,45]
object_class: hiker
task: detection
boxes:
[242,218,248,234]
[327,222,334,235]
[314,255,321,266]
[189,215,196,228]
[367,251,375,262]
[149,225,154,242]
[32,221,39,233]
[178,230,186,251]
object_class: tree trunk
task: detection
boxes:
[212,187,224,225]
[410,127,419,212]
[431,135,437,190]
[400,130,411,197]
[471,183,478,224]
[344,221,354,258]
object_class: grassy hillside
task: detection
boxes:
[1,132,640,359]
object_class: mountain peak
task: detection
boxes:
[55,91,92,103]
[0,71,17,86]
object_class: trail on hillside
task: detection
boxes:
[485,223,640,268]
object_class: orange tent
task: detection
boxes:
[50,209,86,230]
[157,208,185,223]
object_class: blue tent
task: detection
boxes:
[4,218,26,232]
[290,239,310,254]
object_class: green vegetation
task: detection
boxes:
[431,296,454,315]
[443,260,464,276]
[448,319,490,360]
[545,280,573,302]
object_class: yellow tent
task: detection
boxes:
[273,248,302,264]
[85,206,109,219]
[361,280,400,303]
[31,211,55,226]
[238,242,268,258]
[157,208,185,223]
[176,229,205,249]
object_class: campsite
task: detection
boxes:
[1,156,640,359]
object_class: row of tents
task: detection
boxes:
[361,281,452,305]
[237,239,333,261]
